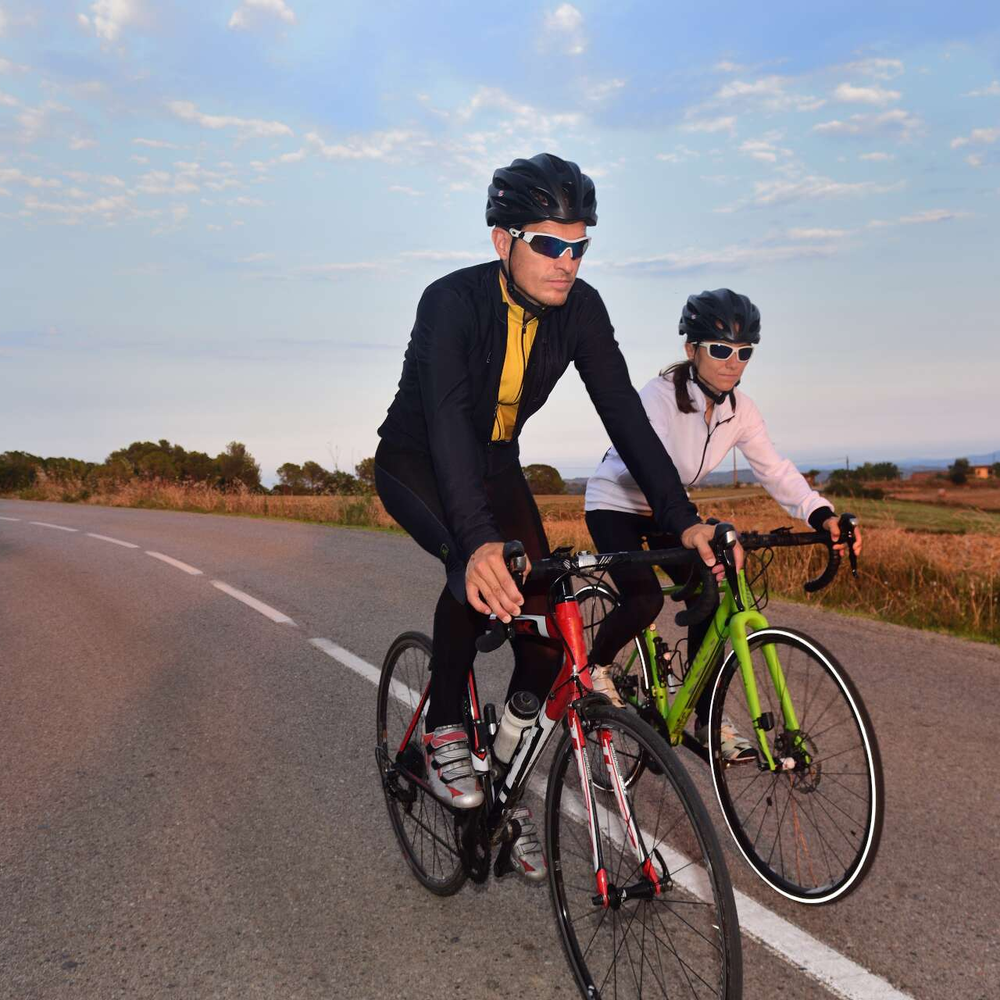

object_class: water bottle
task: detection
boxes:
[492,690,540,764]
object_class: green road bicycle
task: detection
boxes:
[576,517,884,905]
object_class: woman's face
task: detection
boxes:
[685,340,751,395]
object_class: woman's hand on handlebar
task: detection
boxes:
[466,542,531,621]
[823,516,862,557]
[680,523,744,580]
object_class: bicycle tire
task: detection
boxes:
[575,583,654,788]
[547,704,742,999]
[708,627,884,904]
[376,631,467,896]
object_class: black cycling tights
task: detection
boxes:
[375,442,563,730]
[585,508,718,727]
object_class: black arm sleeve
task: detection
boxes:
[412,285,503,559]
[573,291,701,537]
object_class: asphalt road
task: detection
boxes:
[1,499,997,1000]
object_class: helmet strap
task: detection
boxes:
[501,240,551,318]
[690,361,738,409]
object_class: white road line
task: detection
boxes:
[146,551,203,575]
[30,521,78,532]
[0,515,21,521]
[309,636,915,1000]
[212,581,296,625]
[86,532,140,549]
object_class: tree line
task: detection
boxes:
[0,441,569,497]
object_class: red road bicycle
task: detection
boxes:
[376,540,742,1000]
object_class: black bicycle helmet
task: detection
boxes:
[486,153,597,228]
[679,289,761,344]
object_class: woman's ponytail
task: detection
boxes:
[659,361,697,414]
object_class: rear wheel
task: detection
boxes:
[547,704,742,999]
[709,628,883,904]
[376,631,466,896]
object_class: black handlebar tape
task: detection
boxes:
[475,618,512,653]
[674,558,719,627]
[669,562,700,604]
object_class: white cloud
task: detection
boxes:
[788,227,849,239]
[869,208,972,228]
[401,250,484,262]
[305,128,418,161]
[842,57,904,80]
[389,185,423,197]
[739,136,792,163]
[681,115,737,136]
[963,81,1000,98]
[0,56,30,75]
[228,0,296,30]
[965,153,984,167]
[21,191,139,225]
[813,108,922,140]
[0,90,18,107]
[542,4,585,56]
[78,0,141,43]
[897,208,971,225]
[656,145,699,164]
[133,137,178,149]
[130,154,149,164]
[585,78,626,103]
[0,7,7,35]
[229,195,264,206]
[859,151,894,161]
[597,239,841,274]
[0,167,62,189]
[714,60,748,74]
[950,127,1000,148]
[714,76,825,113]
[750,174,903,207]
[69,136,97,150]
[167,100,293,139]
[833,83,901,106]
[16,101,69,144]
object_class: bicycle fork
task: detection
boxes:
[567,708,663,908]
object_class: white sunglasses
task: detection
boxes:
[699,342,755,362]
[508,228,592,259]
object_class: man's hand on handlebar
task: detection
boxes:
[681,523,744,580]
[466,541,532,621]
[823,516,862,557]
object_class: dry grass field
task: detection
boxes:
[10,473,999,643]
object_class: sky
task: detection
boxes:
[1,0,998,482]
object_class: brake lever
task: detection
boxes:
[840,512,859,579]
[713,522,742,613]
[475,540,527,653]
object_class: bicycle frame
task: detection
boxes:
[392,574,660,904]
[625,568,800,773]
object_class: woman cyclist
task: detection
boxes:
[584,288,862,761]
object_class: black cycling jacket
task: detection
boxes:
[377,260,700,559]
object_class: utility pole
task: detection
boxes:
[846,454,850,472]
[732,447,738,487]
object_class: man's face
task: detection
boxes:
[492,219,588,307]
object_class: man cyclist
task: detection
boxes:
[374,152,720,882]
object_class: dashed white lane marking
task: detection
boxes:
[310,636,915,1000]
[86,532,140,549]
[0,515,21,521]
[30,521,78,532]
[146,551,203,575]
[212,581,296,625]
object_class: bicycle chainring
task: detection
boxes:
[457,808,490,883]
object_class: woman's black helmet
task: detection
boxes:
[679,289,761,344]
[486,153,597,228]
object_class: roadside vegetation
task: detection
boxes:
[3,445,998,643]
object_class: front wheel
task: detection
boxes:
[547,704,742,999]
[709,628,884,904]
[376,631,467,896]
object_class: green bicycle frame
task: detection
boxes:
[628,568,803,772]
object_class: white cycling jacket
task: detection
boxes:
[585,373,832,526]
